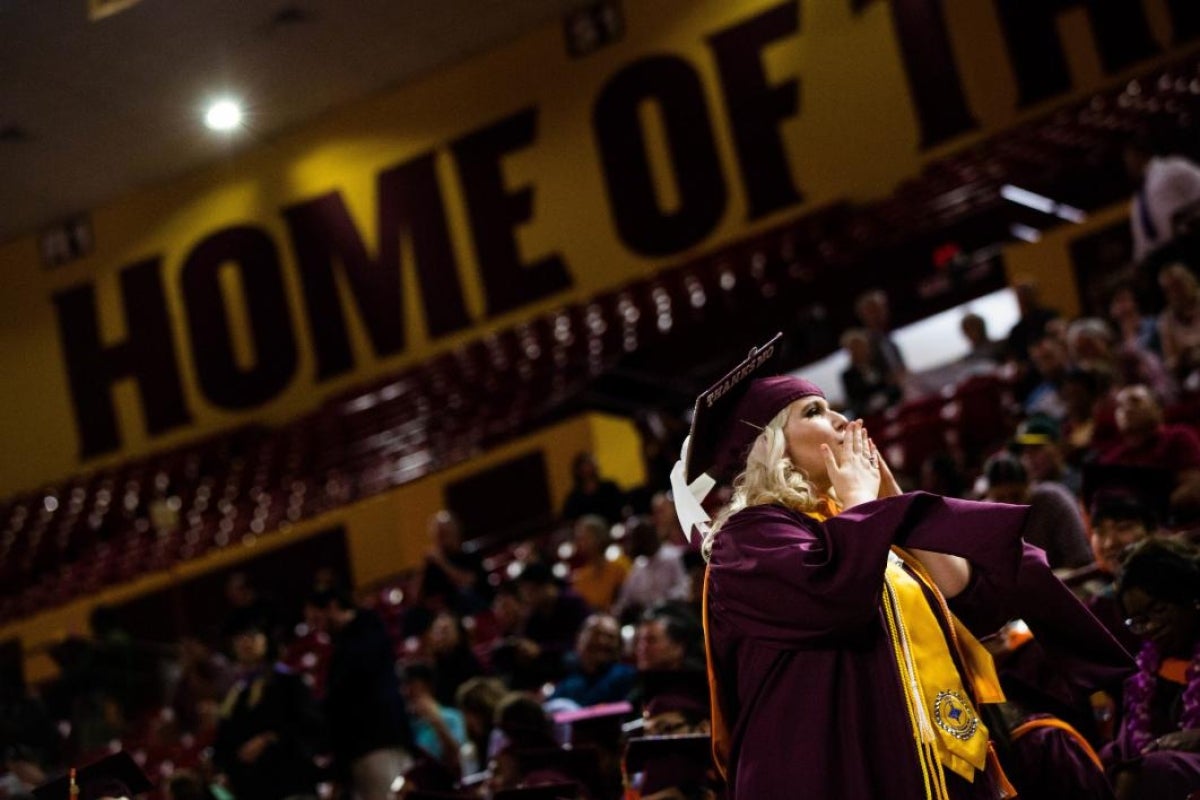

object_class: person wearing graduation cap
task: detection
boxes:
[624,734,719,800]
[672,333,1134,800]
[33,751,152,800]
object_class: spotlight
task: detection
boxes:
[204,98,244,132]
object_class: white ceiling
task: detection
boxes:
[0,0,592,243]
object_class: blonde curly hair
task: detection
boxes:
[701,402,825,561]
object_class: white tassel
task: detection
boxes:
[669,436,715,546]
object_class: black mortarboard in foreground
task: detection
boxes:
[625,734,716,795]
[33,752,152,800]
[683,333,823,483]
[493,783,581,800]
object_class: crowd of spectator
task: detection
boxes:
[5,136,1200,800]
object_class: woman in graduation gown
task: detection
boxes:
[679,336,1133,800]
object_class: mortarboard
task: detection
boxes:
[553,701,635,751]
[511,745,602,793]
[33,752,152,800]
[670,333,823,542]
[683,333,825,483]
[624,734,716,795]
[639,670,711,720]
[493,783,581,800]
[1081,464,1171,526]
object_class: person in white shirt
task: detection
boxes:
[1125,135,1200,263]
[613,513,689,619]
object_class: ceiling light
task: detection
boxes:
[204,98,244,132]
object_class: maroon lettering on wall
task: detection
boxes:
[52,259,192,458]
[285,156,470,380]
[994,0,1160,107]
[450,108,573,318]
[180,226,298,409]
[593,56,728,256]
[707,0,804,218]
[888,0,978,147]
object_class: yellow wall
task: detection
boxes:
[4,411,637,684]
[1,0,1196,494]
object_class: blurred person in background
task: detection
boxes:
[550,614,635,707]
[502,563,589,689]
[982,452,1093,570]
[1103,539,1200,799]
[407,610,483,709]
[612,516,688,621]
[569,515,630,612]
[1085,490,1161,654]
[399,662,466,774]
[854,289,908,391]
[1011,415,1082,497]
[1108,281,1162,356]
[561,453,624,524]
[1024,332,1070,421]
[960,312,1004,366]
[1098,383,1200,519]
[840,328,902,418]
[213,608,324,800]
[308,586,414,800]
[415,510,489,615]
[634,602,704,673]
[1007,281,1060,365]
[1156,263,1200,384]
[455,677,507,775]
[1125,132,1200,263]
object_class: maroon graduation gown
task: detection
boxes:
[705,492,1131,800]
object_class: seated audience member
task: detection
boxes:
[1024,332,1070,420]
[561,453,625,524]
[1067,317,1173,406]
[487,694,559,775]
[213,609,324,800]
[570,515,631,612]
[1012,414,1083,496]
[624,734,721,800]
[455,677,508,775]
[1007,280,1060,364]
[551,614,635,707]
[1085,490,1161,654]
[401,662,467,770]
[1157,263,1200,383]
[634,603,705,672]
[839,327,901,417]
[982,453,1094,570]
[639,670,712,736]
[505,563,590,687]
[554,703,635,799]
[613,516,689,620]
[1060,366,1117,465]
[411,610,483,708]
[1098,384,1200,518]
[416,510,489,614]
[649,492,688,549]
[1103,539,1200,800]
[1108,281,1162,357]
[960,312,1004,366]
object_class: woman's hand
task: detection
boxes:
[821,420,880,509]
[872,438,903,499]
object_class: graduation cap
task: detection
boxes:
[493,783,581,800]
[553,701,635,751]
[1081,464,1171,526]
[625,734,716,795]
[640,670,711,721]
[33,752,152,800]
[511,745,603,793]
[682,333,823,484]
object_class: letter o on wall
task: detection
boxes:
[593,55,728,257]
[180,226,298,409]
